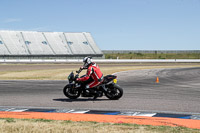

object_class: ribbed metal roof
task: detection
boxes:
[0,30,102,55]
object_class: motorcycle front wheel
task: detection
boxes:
[63,84,81,99]
[105,84,123,100]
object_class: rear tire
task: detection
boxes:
[105,84,123,100]
[63,85,81,99]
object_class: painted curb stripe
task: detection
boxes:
[86,110,121,115]
[0,107,199,120]
[153,113,191,119]
[24,109,56,113]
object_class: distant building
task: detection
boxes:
[0,30,103,59]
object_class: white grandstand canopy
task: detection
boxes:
[0,30,102,56]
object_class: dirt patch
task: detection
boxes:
[0,63,200,80]
[0,64,81,72]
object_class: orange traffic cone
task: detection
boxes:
[156,77,159,83]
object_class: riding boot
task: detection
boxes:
[93,93,99,100]
[81,88,93,97]
[90,89,101,99]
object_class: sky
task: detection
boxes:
[0,0,200,50]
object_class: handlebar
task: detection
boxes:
[74,68,82,81]
[76,68,83,74]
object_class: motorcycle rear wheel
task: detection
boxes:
[105,84,123,100]
[63,85,81,99]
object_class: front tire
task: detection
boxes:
[105,84,123,100]
[63,84,81,99]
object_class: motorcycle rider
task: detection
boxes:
[76,56,104,98]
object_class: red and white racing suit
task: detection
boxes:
[77,63,103,88]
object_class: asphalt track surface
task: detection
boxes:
[0,67,200,114]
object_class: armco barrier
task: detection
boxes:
[0,59,200,63]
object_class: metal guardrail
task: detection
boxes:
[0,59,200,63]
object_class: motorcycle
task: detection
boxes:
[63,68,123,100]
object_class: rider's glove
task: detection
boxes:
[75,74,79,79]
[76,77,80,82]
[80,66,84,70]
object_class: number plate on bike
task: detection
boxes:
[113,79,117,83]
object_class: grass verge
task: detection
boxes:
[0,118,199,133]
[105,53,200,59]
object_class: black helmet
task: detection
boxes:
[83,56,92,68]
